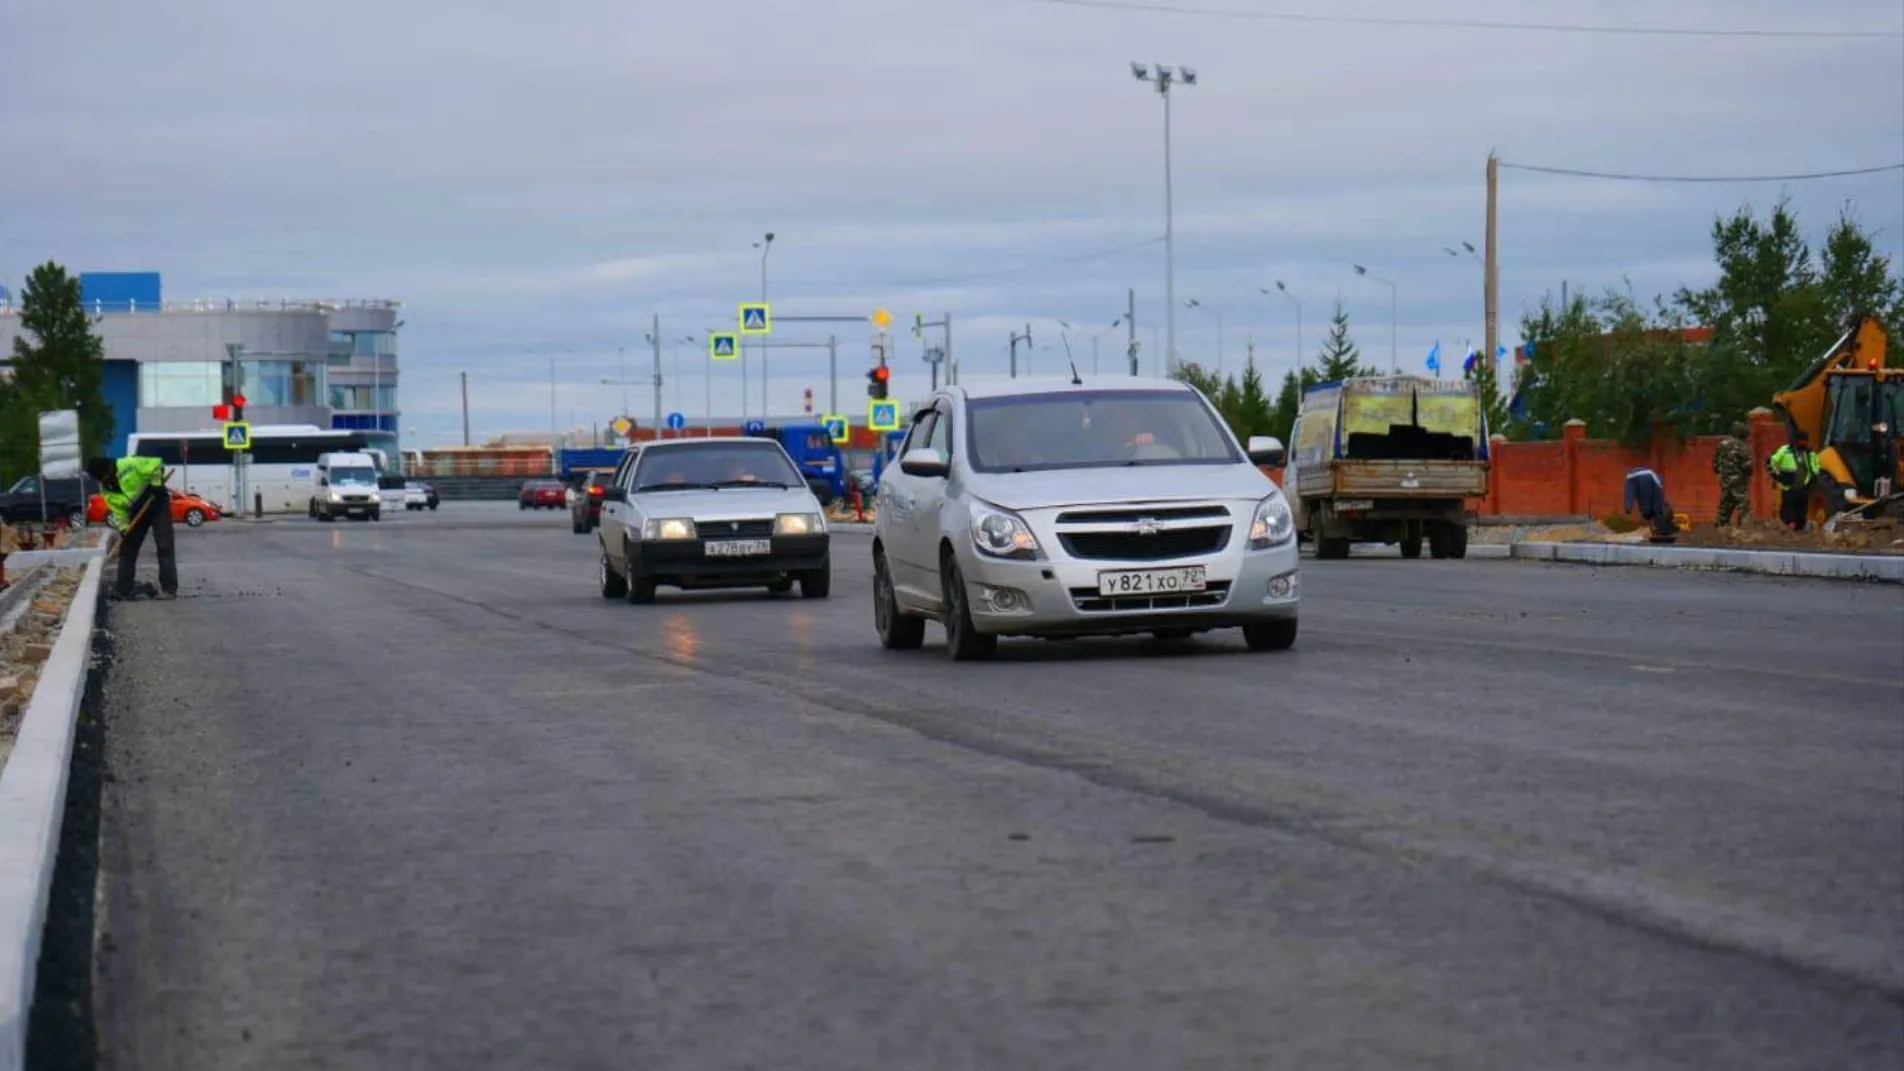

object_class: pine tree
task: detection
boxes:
[1234,356,1273,438]
[3,262,110,481]
[1314,300,1371,382]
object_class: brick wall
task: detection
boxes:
[1270,408,1788,522]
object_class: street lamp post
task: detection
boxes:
[1352,264,1399,373]
[1090,317,1124,376]
[754,232,774,419]
[1131,62,1197,377]
[1184,299,1223,374]
[1260,281,1302,370]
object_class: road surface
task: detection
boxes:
[91,506,1904,1069]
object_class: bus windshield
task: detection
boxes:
[329,466,378,487]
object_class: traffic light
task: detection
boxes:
[867,364,890,400]
[231,393,247,422]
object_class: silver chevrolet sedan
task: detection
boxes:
[872,377,1298,660]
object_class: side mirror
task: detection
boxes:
[1246,435,1286,468]
[600,486,626,502]
[899,448,949,478]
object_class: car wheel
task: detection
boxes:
[1399,522,1422,559]
[428,503,438,511]
[184,508,206,527]
[1242,619,1298,651]
[941,557,997,662]
[800,557,831,599]
[874,549,926,650]
[371,509,382,522]
[623,541,657,605]
[599,546,628,599]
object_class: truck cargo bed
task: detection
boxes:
[1299,459,1488,499]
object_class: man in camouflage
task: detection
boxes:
[1712,422,1753,527]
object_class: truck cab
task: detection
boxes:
[1287,375,1490,559]
[749,424,845,505]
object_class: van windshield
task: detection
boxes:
[330,467,378,487]
[966,390,1240,473]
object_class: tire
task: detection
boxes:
[572,517,587,534]
[308,500,317,519]
[622,541,657,604]
[800,557,831,599]
[599,546,628,599]
[1399,522,1422,559]
[371,509,382,522]
[874,548,926,650]
[519,502,529,510]
[429,503,438,511]
[1442,522,1468,559]
[941,557,996,661]
[184,508,206,527]
[1242,619,1298,651]
[767,578,794,595]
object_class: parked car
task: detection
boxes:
[595,437,830,603]
[402,482,432,510]
[872,378,1297,660]
[569,468,613,534]
[519,480,566,509]
[2,474,101,526]
[415,481,440,509]
[86,488,224,527]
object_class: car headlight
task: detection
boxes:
[775,512,823,536]
[969,499,1041,560]
[644,517,697,540]
[1249,493,1295,549]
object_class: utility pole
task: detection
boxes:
[756,232,774,420]
[227,343,248,516]
[650,314,663,436]
[827,335,838,414]
[1127,287,1139,375]
[1353,264,1399,374]
[617,346,629,417]
[1009,324,1033,378]
[1132,62,1197,376]
[548,356,557,446]
[459,370,470,446]
[1484,152,1500,378]
[913,311,953,391]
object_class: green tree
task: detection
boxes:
[2,262,110,482]
[1464,345,1511,437]
[1231,356,1274,440]
[1314,300,1373,382]
[1266,368,1306,445]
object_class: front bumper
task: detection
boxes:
[327,498,379,516]
[956,537,1299,637]
[635,533,829,587]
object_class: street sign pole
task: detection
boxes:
[828,335,838,415]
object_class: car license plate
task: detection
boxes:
[1097,566,1207,596]
[705,539,771,557]
[1334,499,1374,511]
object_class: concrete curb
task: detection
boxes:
[0,568,53,634]
[1510,540,1904,582]
[4,548,104,571]
[0,551,106,1070]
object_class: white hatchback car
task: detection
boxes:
[872,378,1297,660]
[596,437,831,604]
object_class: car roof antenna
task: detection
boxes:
[1061,333,1083,385]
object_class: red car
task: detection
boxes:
[518,480,566,510]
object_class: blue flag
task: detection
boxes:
[1425,341,1441,375]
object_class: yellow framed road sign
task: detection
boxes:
[222,421,251,451]
[738,303,772,335]
[821,414,849,444]
[709,333,739,360]
[867,400,901,432]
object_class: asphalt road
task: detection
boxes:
[91,504,1904,1070]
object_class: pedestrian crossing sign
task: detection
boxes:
[222,421,251,451]
[709,333,739,360]
[822,414,849,444]
[738,303,772,335]
[868,400,900,432]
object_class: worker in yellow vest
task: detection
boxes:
[1766,431,1822,531]
[87,455,178,600]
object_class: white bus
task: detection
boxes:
[128,424,372,515]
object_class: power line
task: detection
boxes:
[1023,0,1903,39]
[1499,161,1904,182]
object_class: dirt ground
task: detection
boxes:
[1669,517,1904,555]
[0,565,86,769]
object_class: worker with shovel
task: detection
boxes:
[87,454,178,601]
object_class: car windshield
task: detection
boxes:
[331,467,377,487]
[631,442,802,490]
[965,389,1241,473]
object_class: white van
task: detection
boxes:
[309,451,384,522]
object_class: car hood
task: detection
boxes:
[632,485,820,519]
[962,464,1276,511]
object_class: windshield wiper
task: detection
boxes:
[634,481,719,492]
[709,479,792,488]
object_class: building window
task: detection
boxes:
[352,331,396,357]
[139,362,224,407]
[327,384,396,411]
[240,360,326,407]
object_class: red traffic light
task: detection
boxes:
[871,366,890,382]
[232,393,247,409]
[212,404,231,421]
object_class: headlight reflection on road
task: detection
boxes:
[331,530,342,553]
[665,614,699,663]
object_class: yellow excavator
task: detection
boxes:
[1770,312,1903,526]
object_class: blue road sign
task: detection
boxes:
[222,421,251,451]
[666,412,686,431]
[738,303,772,335]
[822,415,848,444]
[709,333,739,360]
[744,419,766,435]
[868,400,900,431]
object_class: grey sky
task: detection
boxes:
[3,0,1900,446]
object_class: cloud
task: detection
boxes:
[1,0,1898,446]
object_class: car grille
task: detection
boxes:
[1054,505,1229,524]
[342,495,370,504]
[1060,526,1230,561]
[699,518,775,537]
[1069,580,1232,613]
